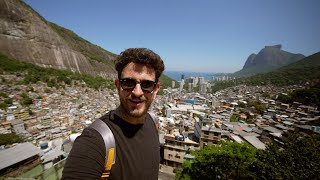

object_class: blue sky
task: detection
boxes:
[23,0,320,73]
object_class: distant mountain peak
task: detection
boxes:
[264,44,282,50]
[234,44,305,77]
[242,53,257,69]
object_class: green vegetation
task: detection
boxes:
[176,141,257,180]
[0,53,114,90]
[4,98,13,105]
[277,83,320,108]
[4,0,123,90]
[252,134,320,179]
[212,52,320,92]
[247,101,267,115]
[28,109,34,115]
[19,164,44,179]
[0,53,174,90]
[159,74,175,88]
[0,102,8,110]
[254,104,267,115]
[17,0,47,22]
[176,133,320,180]
[230,109,255,123]
[0,133,23,145]
[49,22,86,42]
[277,94,293,104]
[20,93,33,106]
[48,22,117,66]
[0,92,8,98]
[48,22,178,88]
[230,114,240,122]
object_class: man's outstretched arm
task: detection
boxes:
[62,128,106,179]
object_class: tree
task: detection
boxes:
[0,133,23,145]
[238,102,246,108]
[21,93,33,106]
[0,92,8,98]
[230,114,240,122]
[277,94,293,104]
[28,109,34,115]
[176,141,257,180]
[251,133,320,180]
[254,104,266,115]
[290,86,320,109]
[0,102,8,110]
[4,98,13,105]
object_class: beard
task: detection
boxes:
[119,95,152,118]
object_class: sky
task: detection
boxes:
[23,0,320,73]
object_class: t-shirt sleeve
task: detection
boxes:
[61,127,106,179]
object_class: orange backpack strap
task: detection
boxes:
[90,118,116,179]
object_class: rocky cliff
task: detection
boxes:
[0,0,117,79]
[234,44,305,77]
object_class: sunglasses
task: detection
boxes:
[119,78,157,93]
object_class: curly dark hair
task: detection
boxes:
[115,48,165,82]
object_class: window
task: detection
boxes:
[213,132,220,136]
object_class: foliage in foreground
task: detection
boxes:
[176,141,257,180]
[251,133,320,180]
[176,133,320,180]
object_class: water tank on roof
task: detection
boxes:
[40,142,48,149]
[175,135,184,141]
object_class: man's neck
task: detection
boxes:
[114,107,146,124]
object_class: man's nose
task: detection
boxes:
[132,83,144,96]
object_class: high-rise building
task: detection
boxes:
[200,83,207,94]
[198,77,205,84]
[185,77,198,87]
[179,79,184,93]
[188,83,192,91]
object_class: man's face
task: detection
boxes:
[115,62,160,119]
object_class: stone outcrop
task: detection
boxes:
[0,0,117,79]
[234,44,305,77]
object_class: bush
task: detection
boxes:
[0,133,23,145]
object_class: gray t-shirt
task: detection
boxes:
[62,111,160,180]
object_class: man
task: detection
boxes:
[62,48,165,179]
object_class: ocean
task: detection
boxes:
[164,71,229,81]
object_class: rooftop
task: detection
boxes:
[0,142,43,170]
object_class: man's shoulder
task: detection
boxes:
[147,112,159,127]
[99,111,113,121]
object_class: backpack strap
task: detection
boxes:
[148,112,159,130]
[90,118,116,179]
[89,113,158,179]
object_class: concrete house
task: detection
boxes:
[163,134,199,168]
[10,119,25,134]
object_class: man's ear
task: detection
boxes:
[152,83,161,96]
[115,79,121,92]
